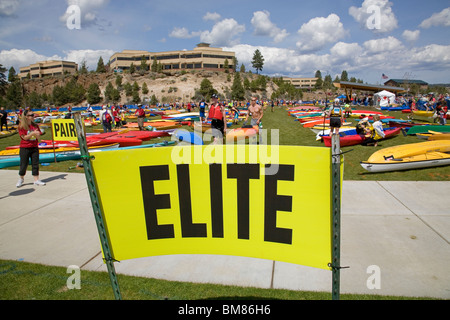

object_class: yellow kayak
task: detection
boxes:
[361,140,450,172]
[0,143,120,159]
[413,110,435,117]
[0,130,17,139]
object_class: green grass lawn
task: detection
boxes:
[0,259,435,301]
[2,106,449,180]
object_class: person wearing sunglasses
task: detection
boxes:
[16,110,46,188]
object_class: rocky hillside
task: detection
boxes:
[20,70,333,108]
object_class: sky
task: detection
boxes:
[1,0,449,84]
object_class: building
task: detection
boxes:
[19,60,78,80]
[109,43,236,73]
[283,77,318,90]
[384,79,429,90]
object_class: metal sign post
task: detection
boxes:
[73,112,122,300]
[330,133,342,300]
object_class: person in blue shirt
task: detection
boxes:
[199,99,206,121]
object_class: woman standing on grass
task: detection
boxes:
[16,110,46,188]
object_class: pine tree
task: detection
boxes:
[96,57,106,73]
[240,64,246,73]
[133,81,140,93]
[0,64,9,95]
[142,82,149,95]
[151,57,158,72]
[79,61,88,74]
[231,72,245,100]
[124,83,133,96]
[314,70,323,90]
[140,56,149,73]
[233,57,238,72]
[6,80,23,108]
[251,49,264,74]
[115,74,123,89]
[341,70,349,82]
[111,89,121,103]
[224,59,229,73]
[199,78,217,100]
[129,63,136,74]
[87,83,102,104]
[8,67,17,83]
[104,82,114,102]
[323,75,333,90]
[150,94,158,105]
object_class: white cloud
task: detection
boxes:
[200,18,245,47]
[408,44,450,70]
[251,10,289,43]
[0,0,20,16]
[63,49,115,69]
[203,12,221,22]
[169,27,201,39]
[330,42,363,62]
[0,49,61,70]
[226,38,450,81]
[0,48,115,72]
[419,7,450,28]
[402,30,420,42]
[349,0,398,33]
[296,14,347,53]
[60,0,110,28]
[363,36,404,54]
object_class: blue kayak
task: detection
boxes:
[174,130,204,145]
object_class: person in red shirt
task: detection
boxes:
[208,94,226,144]
[16,110,46,187]
[112,106,121,128]
[134,105,146,131]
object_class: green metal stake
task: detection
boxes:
[74,113,123,300]
[330,133,341,300]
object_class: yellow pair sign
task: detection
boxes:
[92,145,342,270]
[51,119,77,141]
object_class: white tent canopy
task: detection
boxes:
[374,90,396,108]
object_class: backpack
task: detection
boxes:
[102,112,112,123]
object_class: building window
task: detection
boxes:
[181,54,202,59]
[157,55,180,60]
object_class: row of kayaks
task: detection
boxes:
[0,141,176,169]
[0,129,171,160]
[288,105,450,173]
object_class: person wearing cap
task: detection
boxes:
[100,105,114,133]
[208,94,226,144]
[134,104,146,131]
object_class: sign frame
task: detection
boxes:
[74,113,344,300]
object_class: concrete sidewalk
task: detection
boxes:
[0,170,449,299]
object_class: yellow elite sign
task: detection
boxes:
[91,145,343,270]
[52,119,77,141]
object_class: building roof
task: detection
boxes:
[334,81,406,94]
[386,79,429,85]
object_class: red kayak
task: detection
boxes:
[323,128,401,147]
[103,137,142,147]
[6,139,107,150]
[112,131,169,141]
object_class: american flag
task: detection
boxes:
[382,74,389,79]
